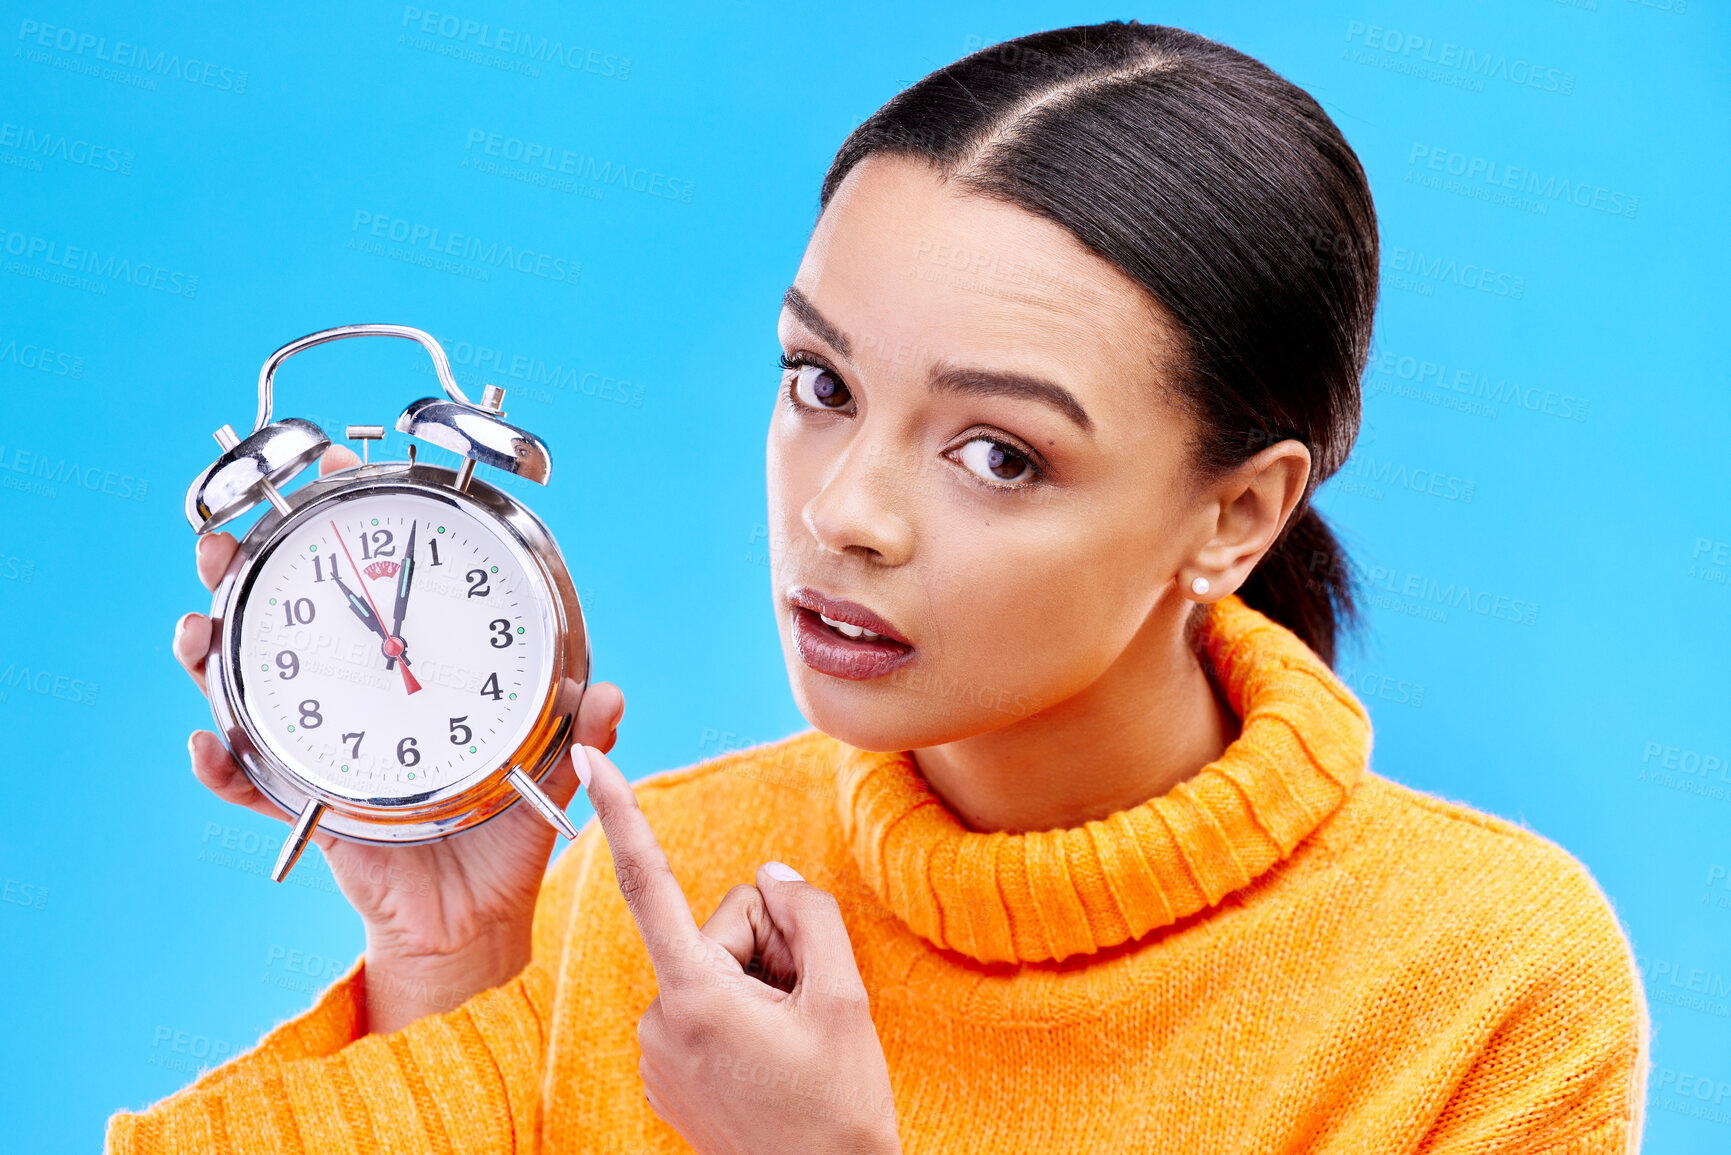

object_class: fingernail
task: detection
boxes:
[174,612,194,644]
[187,732,199,758]
[763,861,804,883]
[574,744,593,788]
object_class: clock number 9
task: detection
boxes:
[276,651,299,680]
[488,619,512,648]
[397,736,420,767]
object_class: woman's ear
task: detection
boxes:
[1183,440,1312,599]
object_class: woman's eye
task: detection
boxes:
[955,437,1038,487]
[788,364,853,411]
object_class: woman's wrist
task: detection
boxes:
[361,924,534,1036]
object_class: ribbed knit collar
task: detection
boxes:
[835,594,1372,965]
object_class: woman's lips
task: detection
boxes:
[791,607,916,681]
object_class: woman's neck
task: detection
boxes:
[912,594,1240,833]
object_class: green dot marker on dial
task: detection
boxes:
[371,518,379,526]
[407,772,416,780]
[269,598,278,605]
[516,627,525,635]
[309,544,317,552]
[509,693,517,700]
[491,566,498,573]
[468,746,477,754]
[342,765,349,772]
[261,664,268,672]
[287,725,296,733]
[437,526,445,533]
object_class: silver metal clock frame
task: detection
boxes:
[204,464,590,865]
[185,324,587,883]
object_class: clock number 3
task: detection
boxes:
[488,618,513,648]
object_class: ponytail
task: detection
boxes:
[1235,505,1358,668]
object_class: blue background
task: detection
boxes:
[2,1,1726,1149]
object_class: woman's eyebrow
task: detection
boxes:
[781,285,1093,432]
[929,365,1094,433]
[781,287,852,358]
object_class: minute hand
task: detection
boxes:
[387,523,417,669]
[331,520,422,696]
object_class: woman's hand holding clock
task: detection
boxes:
[172,446,627,1036]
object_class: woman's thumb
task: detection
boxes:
[753,862,869,1012]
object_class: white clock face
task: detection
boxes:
[235,489,557,799]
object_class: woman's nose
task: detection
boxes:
[800,439,916,568]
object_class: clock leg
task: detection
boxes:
[272,799,326,883]
[507,768,580,841]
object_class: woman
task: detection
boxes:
[110,21,1647,1154]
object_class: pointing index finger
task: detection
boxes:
[576,744,704,982]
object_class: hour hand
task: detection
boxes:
[331,569,388,643]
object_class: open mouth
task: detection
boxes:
[786,586,915,681]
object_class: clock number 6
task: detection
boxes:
[397,736,420,767]
[488,618,512,648]
[449,716,472,745]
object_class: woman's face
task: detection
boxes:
[767,154,1231,752]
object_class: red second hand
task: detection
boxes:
[331,520,422,695]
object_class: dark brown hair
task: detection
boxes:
[820,22,1374,665]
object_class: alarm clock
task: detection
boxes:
[184,324,589,883]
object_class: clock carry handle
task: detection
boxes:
[185,324,552,534]
[251,323,473,433]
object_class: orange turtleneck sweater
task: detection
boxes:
[105,595,1649,1152]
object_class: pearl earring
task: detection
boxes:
[1191,576,1211,596]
